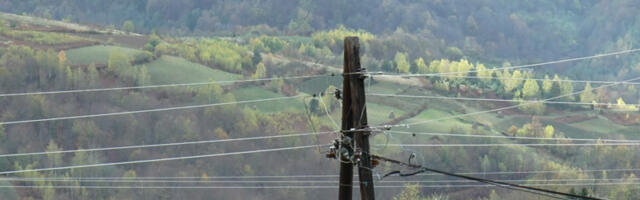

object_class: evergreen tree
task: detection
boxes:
[251,49,262,66]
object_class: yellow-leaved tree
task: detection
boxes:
[395,52,410,73]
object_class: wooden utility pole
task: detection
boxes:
[339,37,375,200]
[339,37,356,200]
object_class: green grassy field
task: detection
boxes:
[0,29,88,45]
[231,87,303,113]
[397,108,473,133]
[297,76,341,94]
[367,102,408,125]
[615,126,640,140]
[0,12,93,32]
[67,45,143,65]
[146,56,242,84]
[570,116,626,134]
[564,115,640,140]
[369,81,409,94]
[0,180,17,199]
[491,113,631,141]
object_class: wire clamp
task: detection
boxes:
[358,68,369,79]
[334,88,342,100]
[326,139,339,159]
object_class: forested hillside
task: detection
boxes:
[1,1,640,200]
[4,0,640,67]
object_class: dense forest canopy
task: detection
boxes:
[2,0,637,59]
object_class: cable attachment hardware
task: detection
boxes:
[353,150,379,168]
[408,153,416,165]
[334,88,342,100]
[358,68,369,79]
[354,151,362,165]
[357,126,372,136]
[326,139,339,159]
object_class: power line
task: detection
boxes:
[367,167,640,179]
[3,177,639,184]
[0,74,330,98]
[369,93,640,109]
[378,143,640,147]
[0,144,327,175]
[2,175,342,180]
[377,76,640,129]
[318,96,340,130]
[0,95,303,126]
[377,182,640,188]
[388,130,640,143]
[2,167,638,180]
[372,154,604,200]
[0,183,633,190]
[421,168,640,177]
[373,48,640,78]
[385,73,640,86]
[0,131,333,158]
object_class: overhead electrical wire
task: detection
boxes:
[387,73,640,86]
[0,74,330,98]
[5,174,342,180]
[376,76,640,129]
[0,183,636,190]
[0,40,637,197]
[2,177,639,184]
[0,95,303,126]
[369,93,640,109]
[318,95,340,130]
[0,144,328,175]
[387,130,640,143]
[3,167,639,180]
[372,48,640,78]
[372,154,604,200]
[377,143,640,147]
[0,131,334,158]
[418,168,640,177]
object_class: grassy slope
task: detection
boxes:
[571,116,626,133]
[0,12,92,32]
[369,81,409,94]
[367,102,408,125]
[146,56,242,84]
[231,87,303,113]
[0,180,18,199]
[297,76,341,94]
[66,45,143,65]
[398,108,473,133]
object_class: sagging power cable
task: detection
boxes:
[372,154,605,200]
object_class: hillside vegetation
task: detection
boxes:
[1,1,640,199]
